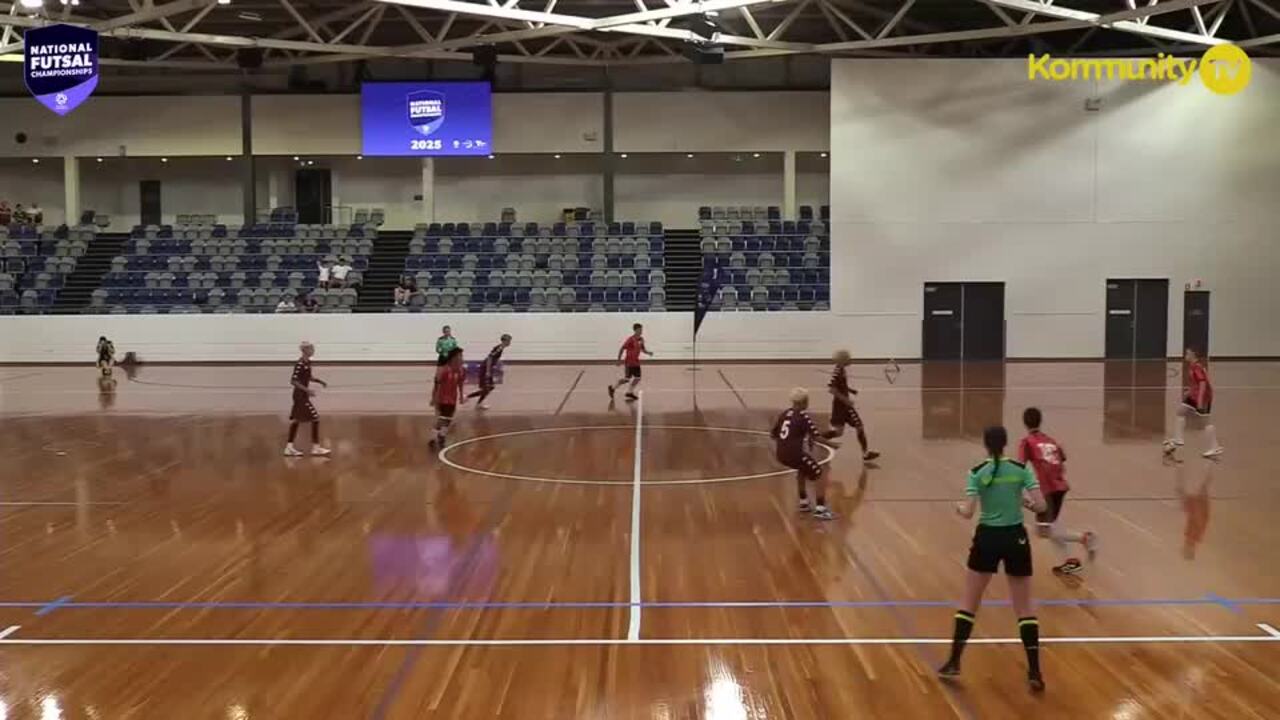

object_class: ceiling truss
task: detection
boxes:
[0,0,1275,72]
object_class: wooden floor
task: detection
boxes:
[2,360,1279,719]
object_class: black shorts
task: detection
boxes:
[290,392,318,422]
[624,365,642,380]
[437,404,456,419]
[966,524,1033,577]
[779,452,823,481]
[477,370,495,391]
[831,400,863,430]
[1036,490,1067,525]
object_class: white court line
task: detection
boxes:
[0,626,19,640]
[627,391,643,642]
[1258,623,1280,638]
[0,634,1276,647]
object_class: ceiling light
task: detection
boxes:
[553,154,561,159]
[18,0,42,9]
[620,153,628,159]
[820,152,828,158]
[225,156,233,161]
[161,157,168,163]
[292,156,299,161]
[236,10,262,21]
[752,152,760,158]
[95,157,103,163]
[487,154,495,159]
[356,155,363,160]
[217,0,231,5]
[686,153,694,158]
[31,158,39,164]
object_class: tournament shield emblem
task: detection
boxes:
[24,24,99,116]
[406,90,446,137]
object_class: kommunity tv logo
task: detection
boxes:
[1027,44,1251,95]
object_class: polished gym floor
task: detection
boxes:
[1,360,1278,719]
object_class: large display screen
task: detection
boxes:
[360,81,493,157]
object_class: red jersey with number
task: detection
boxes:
[771,408,818,462]
[433,365,465,407]
[1018,430,1068,494]
[621,335,646,367]
[1185,361,1213,409]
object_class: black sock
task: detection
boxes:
[1019,617,1040,676]
[311,422,320,444]
[856,428,869,453]
[288,422,299,443]
[947,610,976,665]
[466,390,483,399]
[796,477,807,500]
[820,429,838,439]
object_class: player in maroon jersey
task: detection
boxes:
[772,388,833,520]
[431,348,466,448]
[1164,347,1223,458]
[608,323,653,402]
[284,341,330,457]
[464,334,511,410]
[821,349,880,462]
[1018,407,1097,575]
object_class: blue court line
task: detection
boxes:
[34,595,73,617]
[5,597,1279,611]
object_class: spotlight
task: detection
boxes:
[292,156,299,161]
[620,153,628,159]
[820,152,828,158]
[752,153,760,158]
[356,155,363,160]
[686,153,694,158]
[553,154,561,159]
[161,157,168,163]
[31,158,39,164]
[225,156,234,161]
[95,157,103,163]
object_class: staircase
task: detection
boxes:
[661,230,700,311]
[53,232,127,313]
[356,231,411,313]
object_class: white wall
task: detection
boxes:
[0,158,66,226]
[0,97,241,158]
[616,173,779,227]
[80,157,246,229]
[614,92,829,152]
[829,58,1280,359]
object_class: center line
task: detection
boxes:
[627,391,644,642]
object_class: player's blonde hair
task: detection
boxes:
[833,349,852,364]
[789,387,809,406]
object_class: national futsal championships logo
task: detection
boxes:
[1027,44,1251,96]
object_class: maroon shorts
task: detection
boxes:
[290,392,318,422]
[437,404,457,419]
[831,401,863,429]
[779,452,823,480]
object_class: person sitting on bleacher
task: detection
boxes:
[12,204,29,226]
[275,296,297,314]
[330,257,352,289]
[0,201,11,226]
[29,203,43,226]
[316,259,332,289]
[394,274,416,306]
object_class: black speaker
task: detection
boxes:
[472,46,498,68]
[237,48,264,69]
[682,44,724,65]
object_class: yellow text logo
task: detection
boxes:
[1027,45,1250,95]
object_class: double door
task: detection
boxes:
[922,282,1005,361]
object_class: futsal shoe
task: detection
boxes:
[1082,531,1100,561]
[1202,447,1224,459]
[1162,439,1184,455]
[625,393,639,402]
[311,446,332,457]
[1052,559,1084,575]
[937,661,961,680]
[812,507,835,521]
[283,444,304,457]
[477,402,490,410]
[1028,673,1046,693]
[607,385,616,400]
[862,451,881,462]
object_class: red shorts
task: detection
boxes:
[437,404,456,419]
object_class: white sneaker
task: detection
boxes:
[311,446,332,457]
[283,444,303,457]
[1202,447,1224,459]
[477,402,489,410]
[1162,439,1183,454]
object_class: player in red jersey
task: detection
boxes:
[608,323,653,403]
[464,334,512,410]
[284,341,330,457]
[1018,407,1097,575]
[1164,347,1223,458]
[821,349,880,463]
[431,347,466,448]
[771,388,833,520]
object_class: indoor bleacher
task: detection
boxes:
[0,224,86,314]
[699,204,831,311]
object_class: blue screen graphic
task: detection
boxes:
[360,82,493,157]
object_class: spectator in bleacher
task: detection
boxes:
[0,201,11,226]
[12,204,29,226]
[394,274,416,306]
[302,293,319,313]
[28,203,43,226]
[316,259,332,290]
[330,257,353,289]
[275,296,297,314]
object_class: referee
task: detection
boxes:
[939,425,1049,692]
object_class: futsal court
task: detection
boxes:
[1,359,1278,719]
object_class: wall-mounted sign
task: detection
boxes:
[24,24,99,116]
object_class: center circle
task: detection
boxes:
[438,425,837,486]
